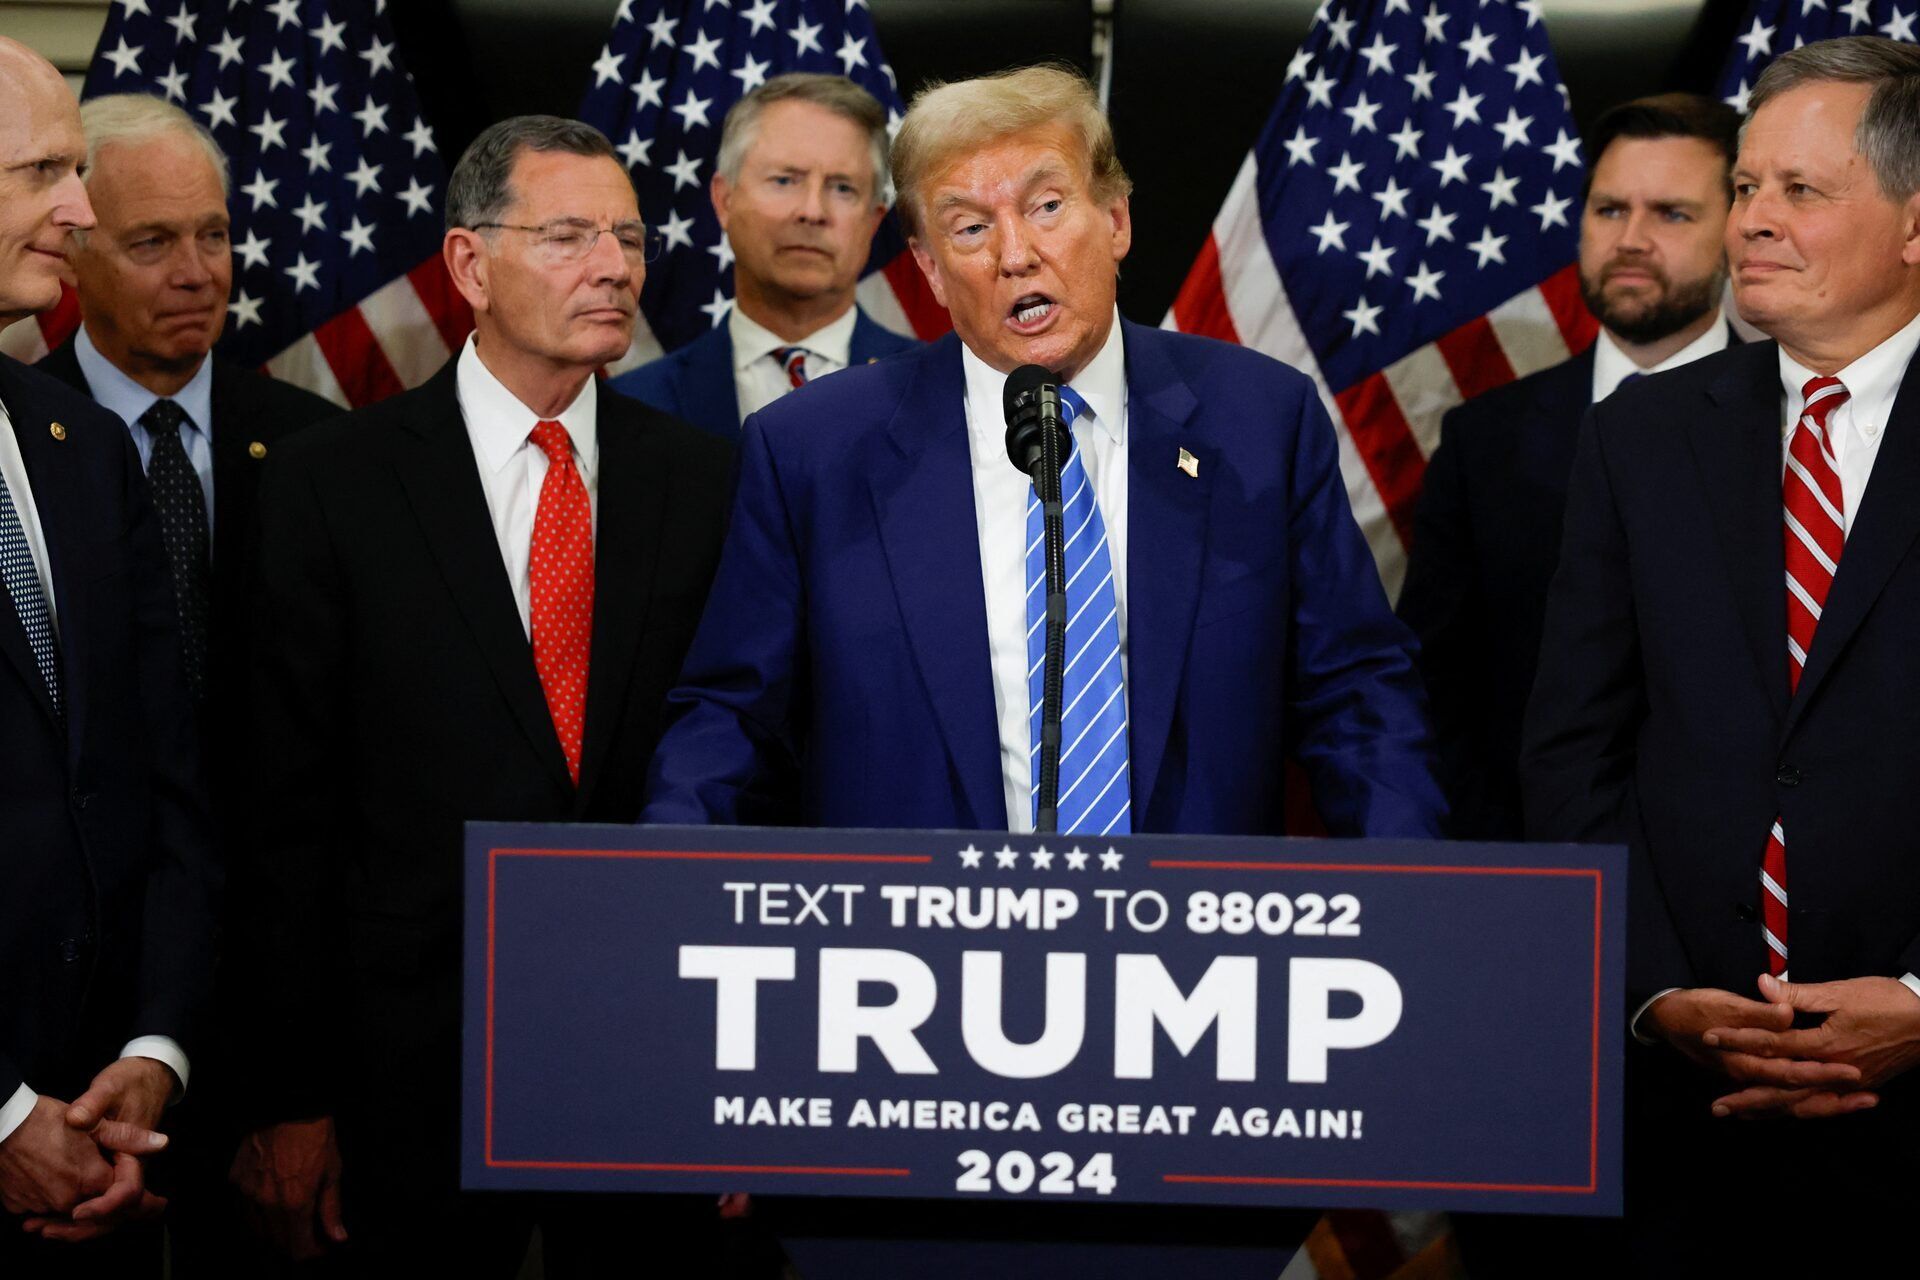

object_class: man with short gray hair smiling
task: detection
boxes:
[230,114,733,1275]
[1525,35,1920,1271]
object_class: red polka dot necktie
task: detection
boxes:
[772,346,809,390]
[528,420,593,786]
[1764,375,1849,976]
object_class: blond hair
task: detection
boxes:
[890,63,1131,236]
[79,93,229,195]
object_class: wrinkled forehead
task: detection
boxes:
[503,148,640,223]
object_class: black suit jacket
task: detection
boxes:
[36,342,337,837]
[1522,338,1920,1199]
[0,354,218,1104]
[241,360,731,1125]
[1397,347,1595,839]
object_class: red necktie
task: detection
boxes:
[772,346,809,390]
[528,420,594,785]
[1763,375,1849,975]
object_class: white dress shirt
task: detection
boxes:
[0,393,189,1145]
[74,324,217,538]
[964,315,1130,832]
[454,335,600,638]
[1632,307,1920,1042]
[729,304,857,424]
[1589,312,1731,404]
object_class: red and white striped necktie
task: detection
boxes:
[1763,374,1849,975]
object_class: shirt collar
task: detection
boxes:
[959,309,1128,445]
[729,303,859,372]
[1591,311,1730,402]
[74,322,214,439]
[455,333,598,476]
[1778,307,1920,428]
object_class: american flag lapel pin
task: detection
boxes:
[1177,448,1199,478]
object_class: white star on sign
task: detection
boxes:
[1388,119,1422,160]
[1737,17,1775,61]
[1416,203,1457,244]
[686,29,724,73]
[311,13,348,54]
[671,89,712,131]
[1405,261,1445,303]
[165,5,196,44]
[1430,144,1471,187]
[732,54,771,94]
[398,177,433,217]
[360,36,395,76]
[616,130,651,169]
[1099,847,1124,872]
[301,138,331,174]
[234,230,270,270]
[1494,107,1533,150]
[789,16,823,55]
[1285,48,1313,82]
[1480,166,1521,209]
[227,290,263,330]
[632,68,666,110]
[645,11,677,46]
[1358,237,1396,279]
[1532,189,1573,230]
[1304,68,1336,109]
[249,112,288,152]
[1372,175,1411,220]
[1517,0,1544,25]
[118,0,151,16]
[200,88,239,130]
[210,30,244,70]
[1885,9,1919,41]
[838,33,868,74]
[1343,296,1384,338]
[996,845,1021,870]
[707,237,734,271]
[1444,85,1484,129]
[1841,0,1873,30]
[1031,847,1055,870]
[660,208,695,251]
[1385,0,1412,12]
[293,195,327,234]
[665,149,702,191]
[699,289,733,327]
[1468,226,1509,268]
[259,49,297,92]
[404,118,437,158]
[1342,92,1383,134]
[240,172,278,210]
[1328,151,1365,194]
[1326,11,1356,48]
[155,63,188,103]
[1461,22,1497,67]
[1358,33,1397,76]
[266,0,301,29]
[1507,47,1547,91]
[1308,210,1350,254]
[958,844,984,869]
[1421,4,1449,42]
[285,254,321,293]
[1404,59,1436,101]
[742,0,777,35]
[104,37,143,77]
[1544,128,1583,171]
[1723,79,1752,115]
[354,100,390,137]
[309,78,340,116]
[591,46,624,87]
[1282,126,1319,167]
[1065,846,1090,870]
[342,216,376,256]
[347,158,383,197]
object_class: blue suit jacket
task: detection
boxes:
[644,320,1444,837]
[608,306,919,443]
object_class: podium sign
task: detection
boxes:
[463,824,1623,1216]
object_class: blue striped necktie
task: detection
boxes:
[1025,385,1130,835]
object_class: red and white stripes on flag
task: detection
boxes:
[1164,155,1597,598]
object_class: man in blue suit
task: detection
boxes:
[645,64,1442,842]
[610,74,916,441]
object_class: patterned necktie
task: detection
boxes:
[0,465,61,721]
[1763,375,1850,976]
[1025,386,1130,836]
[528,420,594,785]
[141,399,211,702]
[771,346,809,390]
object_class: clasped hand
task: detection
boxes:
[1647,972,1920,1119]
[0,1057,173,1242]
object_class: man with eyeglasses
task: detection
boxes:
[229,116,735,1276]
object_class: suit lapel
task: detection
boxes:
[681,325,740,440]
[575,388,669,810]
[1787,346,1920,734]
[393,366,572,790]
[1120,323,1207,819]
[1690,342,1791,720]
[208,364,252,602]
[867,337,1005,827]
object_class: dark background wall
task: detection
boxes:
[391,0,1755,326]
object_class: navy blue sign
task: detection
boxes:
[463,825,1624,1216]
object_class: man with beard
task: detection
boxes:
[1397,93,1741,841]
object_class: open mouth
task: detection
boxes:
[1009,293,1056,331]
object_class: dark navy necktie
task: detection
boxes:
[0,463,61,721]
[141,399,211,702]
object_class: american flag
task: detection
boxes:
[0,0,472,408]
[1163,0,1595,598]
[1719,0,1920,110]
[578,0,948,374]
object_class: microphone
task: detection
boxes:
[1002,364,1071,833]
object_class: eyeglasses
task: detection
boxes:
[470,218,665,265]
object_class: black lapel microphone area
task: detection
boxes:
[1004,364,1072,834]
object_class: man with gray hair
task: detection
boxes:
[1524,35,1920,1270]
[610,73,915,440]
[229,115,733,1274]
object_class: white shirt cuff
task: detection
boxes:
[120,1036,190,1101]
[0,1083,38,1146]
[1900,973,1920,1002]
[1630,987,1682,1045]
